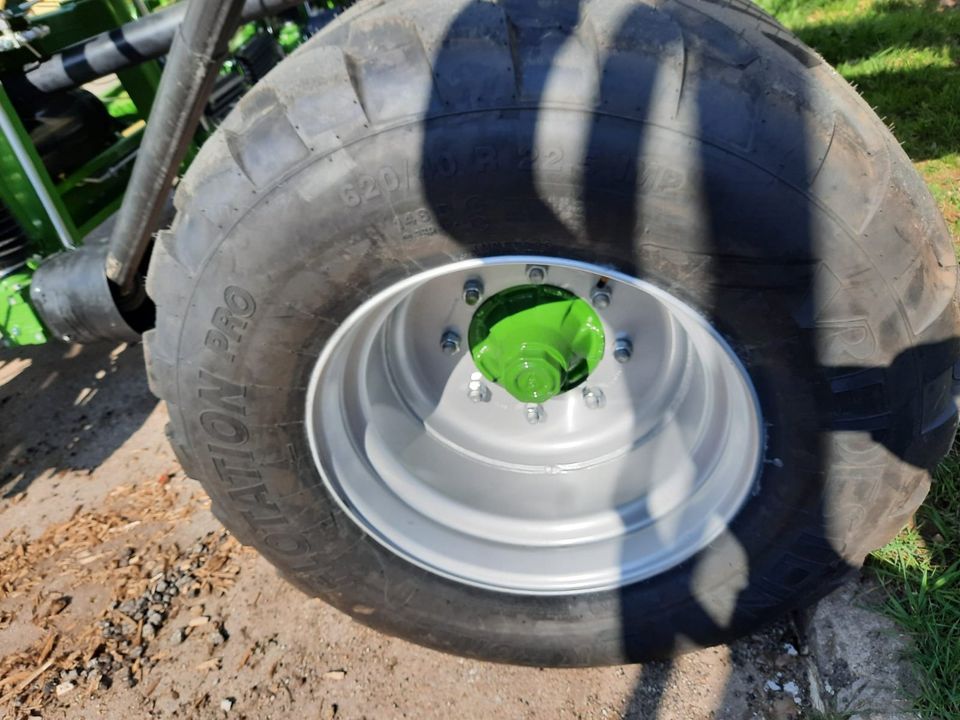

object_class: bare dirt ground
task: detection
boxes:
[0,341,816,720]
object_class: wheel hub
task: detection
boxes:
[467,285,605,403]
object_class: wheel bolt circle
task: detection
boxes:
[463,279,484,306]
[591,288,611,309]
[468,376,491,403]
[613,338,633,364]
[440,330,461,355]
[525,404,545,425]
[582,386,605,410]
[526,265,547,284]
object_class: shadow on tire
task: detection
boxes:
[420,0,959,709]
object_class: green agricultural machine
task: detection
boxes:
[0,0,326,343]
[2,0,958,666]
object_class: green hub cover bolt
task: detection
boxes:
[468,284,605,403]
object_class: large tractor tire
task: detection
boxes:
[144,0,960,665]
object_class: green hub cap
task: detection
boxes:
[468,284,605,403]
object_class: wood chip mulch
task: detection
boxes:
[0,475,244,716]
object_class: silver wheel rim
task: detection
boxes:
[305,256,763,595]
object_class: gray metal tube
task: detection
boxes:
[105,0,247,289]
[0,82,76,250]
[21,0,304,94]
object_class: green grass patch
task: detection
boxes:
[870,452,960,716]
[755,0,960,716]
[764,0,960,161]
[918,154,960,243]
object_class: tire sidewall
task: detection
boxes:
[164,110,920,664]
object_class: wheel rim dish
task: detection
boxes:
[305,257,763,594]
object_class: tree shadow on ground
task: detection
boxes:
[0,340,157,498]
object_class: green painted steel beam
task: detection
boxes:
[60,127,143,235]
[57,127,143,194]
[0,1,160,263]
[0,84,79,255]
[0,266,48,347]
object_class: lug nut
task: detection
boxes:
[526,265,547,284]
[613,337,633,364]
[582,386,605,410]
[525,404,545,425]
[440,330,461,356]
[463,278,484,306]
[468,376,491,403]
[591,286,611,309]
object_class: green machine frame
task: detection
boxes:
[0,0,315,346]
[1,0,162,345]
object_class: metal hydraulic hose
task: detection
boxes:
[19,0,304,94]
